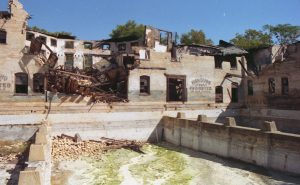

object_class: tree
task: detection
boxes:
[230,29,273,49]
[109,20,145,39]
[27,26,73,38]
[180,29,213,45]
[263,24,300,45]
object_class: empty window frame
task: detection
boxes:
[268,78,275,94]
[26,32,35,41]
[0,30,7,44]
[101,43,110,50]
[65,53,74,71]
[140,76,150,95]
[230,57,237,69]
[281,77,289,95]
[118,43,126,51]
[33,73,44,93]
[84,55,93,70]
[160,31,168,46]
[84,42,93,50]
[65,41,74,49]
[167,76,186,102]
[15,73,28,94]
[247,80,254,96]
[39,36,47,44]
[51,39,57,47]
[231,82,239,103]
[215,86,223,103]
[214,56,222,69]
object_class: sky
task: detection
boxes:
[1,0,300,44]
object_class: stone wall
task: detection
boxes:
[163,115,300,175]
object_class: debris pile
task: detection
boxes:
[52,134,145,161]
[0,153,20,164]
[30,36,135,103]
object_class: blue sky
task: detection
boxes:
[1,0,299,43]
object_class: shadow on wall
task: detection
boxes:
[147,118,164,143]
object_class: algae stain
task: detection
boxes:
[129,144,193,185]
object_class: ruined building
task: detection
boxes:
[0,0,248,106]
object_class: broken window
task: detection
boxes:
[167,76,186,102]
[33,73,44,93]
[160,31,168,46]
[214,56,222,69]
[26,32,35,41]
[281,77,289,95]
[118,43,126,51]
[247,80,254,96]
[231,83,239,103]
[15,73,28,94]
[0,30,7,44]
[230,58,237,69]
[215,86,223,103]
[101,43,110,50]
[39,36,47,44]
[65,41,74,49]
[123,56,135,70]
[51,39,57,47]
[84,55,93,70]
[84,42,93,50]
[140,76,150,95]
[268,78,275,94]
[65,53,74,71]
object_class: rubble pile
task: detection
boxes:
[30,37,136,103]
[52,135,145,161]
[0,153,20,164]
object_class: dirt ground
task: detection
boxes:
[0,141,30,185]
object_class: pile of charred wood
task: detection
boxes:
[29,36,129,103]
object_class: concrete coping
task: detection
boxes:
[35,131,48,145]
[261,121,278,132]
[224,117,237,127]
[28,144,46,162]
[18,170,42,185]
[197,115,207,122]
[176,112,186,119]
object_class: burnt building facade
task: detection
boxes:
[0,0,248,107]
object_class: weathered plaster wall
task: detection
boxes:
[163,116,300,175]
[0,0,29,97]
[128,50,244,105]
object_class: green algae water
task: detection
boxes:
[52,143,300,185]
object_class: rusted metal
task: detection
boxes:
[28,36,131,103]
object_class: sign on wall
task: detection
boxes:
[0,74,11,91]
[189,76,212,92]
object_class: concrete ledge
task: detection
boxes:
[163,115,300,175]
[18,170,42,185]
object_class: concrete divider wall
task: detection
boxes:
[18,122,52,185]
[163,116,300,175]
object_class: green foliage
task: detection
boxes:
[263,24,300,44]
[230,29,273,49]
[180,29,213,45]
[27,26,74,38]
[109,20,145,39]
[230,24,300,49]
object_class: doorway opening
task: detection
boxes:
[167,75,186,102]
